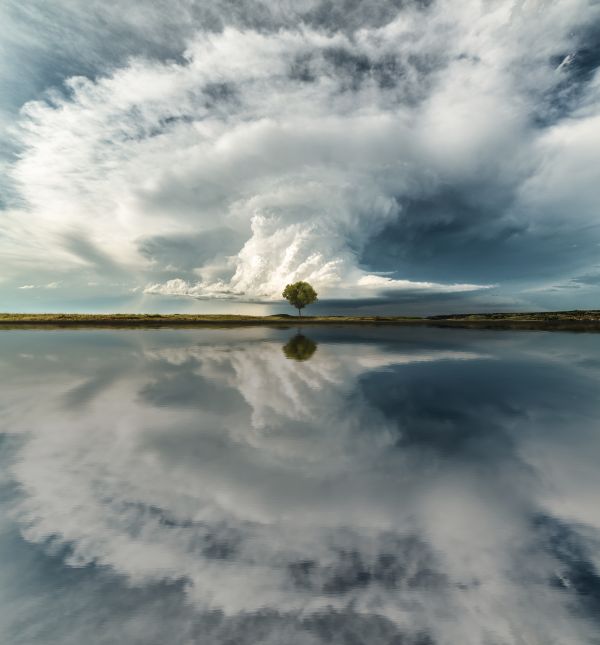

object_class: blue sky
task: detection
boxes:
[1,0,600,314]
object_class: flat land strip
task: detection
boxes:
[1,311,600,330]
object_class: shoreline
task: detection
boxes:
[1,312,600,331]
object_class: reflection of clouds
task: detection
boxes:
[142,341,487,467]
[1,329,600,644]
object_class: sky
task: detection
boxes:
[1,0,600,314]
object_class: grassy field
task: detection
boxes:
[1,311,600,330]
[0,313,422,326]
[429,310,600,321]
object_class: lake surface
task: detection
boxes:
[1,326,599,645]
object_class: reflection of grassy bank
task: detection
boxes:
[1,311,600,331]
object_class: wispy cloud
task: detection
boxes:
[17,281,60,290]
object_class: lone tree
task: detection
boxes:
[282,281,318,317]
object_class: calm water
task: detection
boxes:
[1,326,599,645]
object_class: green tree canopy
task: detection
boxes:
[282,281,318,316]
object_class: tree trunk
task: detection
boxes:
[298,308,301,317]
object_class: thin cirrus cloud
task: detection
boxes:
[18,282,59,290]
[1,0,600,311]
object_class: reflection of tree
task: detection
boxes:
[282,333,317,361]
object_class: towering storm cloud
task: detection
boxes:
[1,0,600,312]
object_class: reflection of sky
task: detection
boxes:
[1,327,600,645]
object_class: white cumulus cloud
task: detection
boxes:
[2,0,600,306]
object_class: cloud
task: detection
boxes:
[17,281,60,290]
[356,274,494,294]
[1,0,600,309]
[144,278,242,300]
[144,274,493,301]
